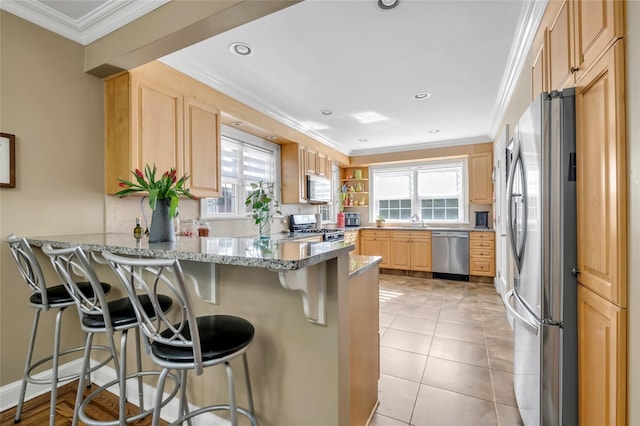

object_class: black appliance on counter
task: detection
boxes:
[289,214,345,242]
[474,211,489,229]
[344,212,360,227]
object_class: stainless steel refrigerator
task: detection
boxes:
[503,89,577,426]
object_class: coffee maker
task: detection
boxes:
[344,212,361,227]
[474,211,489,229]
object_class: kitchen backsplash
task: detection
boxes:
[105,196,318,237]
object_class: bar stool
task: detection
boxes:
[6,235,112,426]
[42,244,176,426]
[102,250,258,426]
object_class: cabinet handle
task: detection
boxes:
[571,66,580,73]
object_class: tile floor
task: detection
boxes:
[371,274,524,426]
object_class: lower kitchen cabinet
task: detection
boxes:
[389,231,432,272]
[344,230,359,255]
[360,230,390,268]
[469,231,495,277]
[577,284,626,426]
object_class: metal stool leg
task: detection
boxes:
[72,333,95,426]
[134,328,145,413]
[117,331,128,426]
[242,353,255,415]
[14,309,41,423]
[225,362,238,426]
[48,307,66,426]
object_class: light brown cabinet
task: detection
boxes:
[340,167,369,208]
[104,61,221,198]
[359,229,390,268]
[389,231,432,272]
[577,285,626,426]
[575,40,626,307]
[281,143,307,204]
[469,232,496,277]
[532,0,624,97]
[344,230,359,255]
[468,152,493,204]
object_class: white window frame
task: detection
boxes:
[200,125,281,219]
[317,164,340,223]
[369,158,468,224]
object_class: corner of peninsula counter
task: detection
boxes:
[27,233,377,425]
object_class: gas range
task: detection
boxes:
[289,215,345,242]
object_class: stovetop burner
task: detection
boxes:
[289,215,345,241]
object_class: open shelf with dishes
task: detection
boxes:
[340,166,369,208]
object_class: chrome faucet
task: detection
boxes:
[411,213,425,228]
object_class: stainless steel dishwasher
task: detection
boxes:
[432,231,469,278]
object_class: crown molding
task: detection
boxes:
[486,0,548,140]
[349,135,491,157]
[0,0,168,45]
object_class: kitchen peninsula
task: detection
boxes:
[27,233,381,426]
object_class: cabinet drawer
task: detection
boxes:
[470,240,495,250]
[470,259,495,276]
[470,247,495,259]
[469,232,495,241]
[360,230,391,238]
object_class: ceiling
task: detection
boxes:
[1,0,544,156]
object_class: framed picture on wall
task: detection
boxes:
[0,133,15,188]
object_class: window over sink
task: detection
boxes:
[370,159,468,223]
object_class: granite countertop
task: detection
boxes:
[27,233,353,271]
[348,226,495,232]
[349,255,382,279]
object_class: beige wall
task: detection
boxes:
[0,11,106,385]
[626,1,639,424]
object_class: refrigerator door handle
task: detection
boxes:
[506,143,528,271]
[503,289,539,335]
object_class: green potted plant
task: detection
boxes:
[115,164,197,243]
[376,214,386,228]
[245,181,281,239]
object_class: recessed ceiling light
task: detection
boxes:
[377,0,400,10]
[231,121,243,126]
[359,138,368,142]
[428,129,440,133]
[321,109,333,116]
[229,42,253,56]
[413,92,431,100]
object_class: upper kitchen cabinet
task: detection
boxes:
[531,28,548,100]
[575,40,626,307]
[533,0,624,96]
[104,61,221,198]
[468,152,493,204]
[281,143,307,204]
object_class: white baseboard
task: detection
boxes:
[0,359,230,426]
[0,358,84,412]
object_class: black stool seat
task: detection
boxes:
[83,294,173,329]
[30,282,111,305]
[152,315,255,363]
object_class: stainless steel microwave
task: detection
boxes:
[307,175,331,204]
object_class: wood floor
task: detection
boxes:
[0,381,168,426]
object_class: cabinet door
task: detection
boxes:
[183,97,221,198]
[389,237,411,270]
[281,143,307,203]
[317,153,328,177]
[548,0,575,90]
[577,285,626,426]
[410,237,432,272]
[576,41,626,306]
[361,237,390,268]
[531,29,548,100]
[468,153,493,204]
[306,148,318,175]
[573,0,624,83]
[133,78,183,176]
